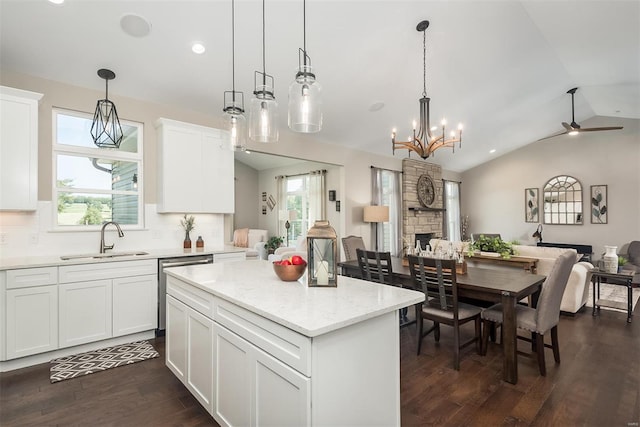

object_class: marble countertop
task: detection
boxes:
[0,245,246,270]
[165,260,425,337]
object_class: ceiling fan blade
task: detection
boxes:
[578,126,624,132]
[537,130,568,142]
[561,122,573,131]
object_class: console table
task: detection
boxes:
[466,253,538,274]
[591,269,639,323]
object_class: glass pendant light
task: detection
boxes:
[288,0,322,133]
[249,0,278,143]
[223,0,246,151]
[91,68,124,148]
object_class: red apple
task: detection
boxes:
[291,255,305,265]
[280,259,291,266]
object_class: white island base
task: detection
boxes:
[165,260,423,426]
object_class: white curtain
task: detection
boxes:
[444,180,461,241]
[276,175,287,238]
[372,167,403,257]
[308,170,326,224]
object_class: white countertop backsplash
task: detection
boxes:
[165,260,425,337]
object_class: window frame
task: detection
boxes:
[51,108,144,231]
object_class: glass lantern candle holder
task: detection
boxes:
[307,220,337,287]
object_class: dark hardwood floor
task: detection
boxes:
[1,305,638,426]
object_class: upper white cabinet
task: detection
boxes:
[156,118,234,213]
[0,86,43,211]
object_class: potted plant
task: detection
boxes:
[180,214,195,248]
[469,235,515,259]
[265,236,284,255]
[618,256,628,273]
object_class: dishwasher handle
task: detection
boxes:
[161,259,212,268]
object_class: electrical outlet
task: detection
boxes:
[0,233,7,245]
[29,233,39,245]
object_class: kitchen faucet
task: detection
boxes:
[100,221,124,253]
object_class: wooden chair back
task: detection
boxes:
[407,255,460,316]
[356,248,393,285]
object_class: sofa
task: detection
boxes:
[268,235,307,262]
[619,241,640,272]
[230,228,268,260]
[429,238,593,314]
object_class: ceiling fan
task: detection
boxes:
[537,87,623,141]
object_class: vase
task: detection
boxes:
[183,231,192,249]
[603,245,617,274]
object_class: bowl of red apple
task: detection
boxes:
[272,255,307,281]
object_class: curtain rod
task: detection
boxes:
[275,169,327,179]
[370,165,403,173]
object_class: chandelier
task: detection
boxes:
[392,20,463,159]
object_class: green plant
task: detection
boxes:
[618,256,628,266]
[180,214,195,233]
[469,235,514,259]
[265,236,284,253]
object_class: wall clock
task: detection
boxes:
[417,174,435,207]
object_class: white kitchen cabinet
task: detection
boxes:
[212,251,245,264]
[166,294,215,414]
[156,118,234,213]
[214,322,310,427]
[59,280,112,348]
[112,274,157,337]
[0,86,43,211]
[4,267,58,360]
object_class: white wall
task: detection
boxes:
[233,160,260,229]
[461,116,640,258]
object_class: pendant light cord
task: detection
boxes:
[303,0,307,66]
[422,29,427,98]
[232,0,236,102]
[105,78,109,101]
[262,0,266,85]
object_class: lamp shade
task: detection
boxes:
[364,205,389,223]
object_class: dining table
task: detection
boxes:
[339,257,547,384]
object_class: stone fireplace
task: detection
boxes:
[402,158,443,254]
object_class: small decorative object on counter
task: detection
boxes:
[196,236,204,248]
[181,214,195,249]
[603,245,618,273]
[307,220,338,287]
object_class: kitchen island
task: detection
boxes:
[164,259,424,427]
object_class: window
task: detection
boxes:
[53,109,143,229]
[284,175,310,241]
[372,168,402,256]
[444,181,461,241]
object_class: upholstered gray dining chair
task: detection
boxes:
[481,251,575,376]
[342,235,366,261]
[407,255,482,370]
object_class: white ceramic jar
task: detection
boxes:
[603,245,618,274]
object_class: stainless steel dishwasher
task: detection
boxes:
[157,254,213,335]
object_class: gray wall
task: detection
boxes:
[461,116,640,258]
[233,160,260,230]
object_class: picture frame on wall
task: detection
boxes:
[525,188,539,223]
[590,185,608,224]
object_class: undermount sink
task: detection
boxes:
[60,251,149,260]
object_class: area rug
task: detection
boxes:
[50,340,159,383]
[585,283,640,313]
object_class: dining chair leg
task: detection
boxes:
[551,325,560,363]
[434,323,441,342]
[481,319,491,356]
[475,317,482,355]
[453,322,460,371]
[536,333,546,376]
[416,305,423,356]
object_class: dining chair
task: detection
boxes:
[357,249,410,325]
[480,251,575,376]
[342,235,366,261]
[407,255,482,370]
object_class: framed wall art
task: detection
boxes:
[590,185,607,224]
[525,188,539,223]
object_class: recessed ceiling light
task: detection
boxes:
[489,149,496,154]
[120,14,152,38]
[48,0,64,4]
[192,43,206,54]
[368,102,385,112]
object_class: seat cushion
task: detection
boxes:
[421,301,482,321]
[481,303,538,333]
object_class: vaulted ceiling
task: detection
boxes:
[1,0,638,172]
